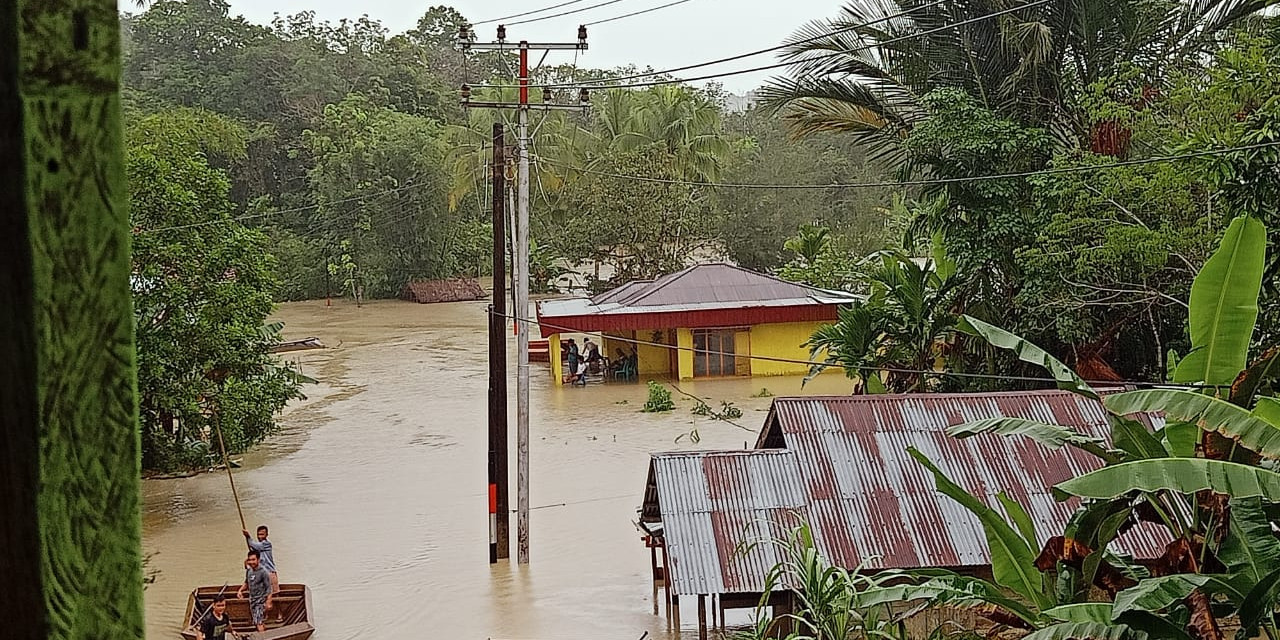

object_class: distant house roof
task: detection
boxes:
[537,263,861,337]
[642,390,1170,596]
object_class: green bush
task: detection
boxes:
[642,381,675,412]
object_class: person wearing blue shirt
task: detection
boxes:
[243,525,281,623]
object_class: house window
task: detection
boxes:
[692,328,749,377]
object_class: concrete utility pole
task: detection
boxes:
[487,124,508,563]
[460,24,589,565]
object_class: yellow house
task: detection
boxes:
[536,263,862,384]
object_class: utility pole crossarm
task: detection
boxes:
[467,42,587,52]
[462,101,591,112]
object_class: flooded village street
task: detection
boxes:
[141,298,852,640]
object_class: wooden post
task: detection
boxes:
[488,123,509,562]
[698,594,708,640]
[650,544,660,615]
[1,1,144,638]
[672,593,681,632]
[662,545,673,620]
[719,594,726,632]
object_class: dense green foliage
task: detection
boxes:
[752,216,1280,640]
[775,4,1280,386]
[127,109,304,471]
[121,1,898,301]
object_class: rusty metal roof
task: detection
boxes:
[643,390,1169,596]
[646,450,808,597]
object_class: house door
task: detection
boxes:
[692,328,748,378]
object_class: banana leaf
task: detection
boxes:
[1254,397,1280,429]
[956,315,1097,400]
[855,574,1038,623]
[998,492,1038,551]
[948,417,1115,461]
[1160,422,1199,458]
[1053,459,1280,502]
[1174,215,1266,386]
[908,447,1051,609]
[1230,345,1280,406]
[1110,415,1170,460]
[1115,610,1195,640]
[1044,603,1114,623]
[1217,498,1280,585]
[1105,389,1280,459]
[1112,575,1212,617]
[1236,566,1280,640]
[1022,622,1147,640]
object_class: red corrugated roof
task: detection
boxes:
[538,263,861,337]
[642,390,1171,596]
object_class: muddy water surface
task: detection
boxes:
[142,298,853,640]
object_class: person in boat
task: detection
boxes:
[243,525,279,600]
[237,549,273,634]
[196,595,236,640]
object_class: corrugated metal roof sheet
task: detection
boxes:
[541,264,861,320]
[650,450,808,597]
[644,390,1170,596]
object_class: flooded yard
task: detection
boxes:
[141,298,853,639]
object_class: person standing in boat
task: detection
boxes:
[237,549,273,634]
[196,595,236,640]
[240,524,281,624]
[243,525,279,597]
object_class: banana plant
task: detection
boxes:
[940,216,1280,640]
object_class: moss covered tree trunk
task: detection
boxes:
[1,1,144,639]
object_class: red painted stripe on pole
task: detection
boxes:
[489,483,498,513]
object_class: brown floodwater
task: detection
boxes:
[141,298,855,639]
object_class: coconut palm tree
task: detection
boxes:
[762,0,1280,165]
[582,86,732,181]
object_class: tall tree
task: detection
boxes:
[128,109,303,471]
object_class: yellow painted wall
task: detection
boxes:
[676,328,695,381]
[602,331,672,377]
[549,333,562,385]
[748,321,828,377]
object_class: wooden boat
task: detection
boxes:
[181,583,314,640]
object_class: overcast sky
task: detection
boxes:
[223,0,847,93]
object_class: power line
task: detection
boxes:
[475,0,596,25]
[530,0,944,88]
[533,140,1280,189]
[583,0,698,26]
[506,0,628,26]
[491,308,1226,390]
[478,0,1045,90]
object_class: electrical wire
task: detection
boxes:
[533,140,1280,189]
[478,0,942,89]
[583,0,698,26]
[506,0,628,26]
[569,0,943,82]
[479,0,1042,90]
[490,308,1227,390]
[475,0,596,25]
